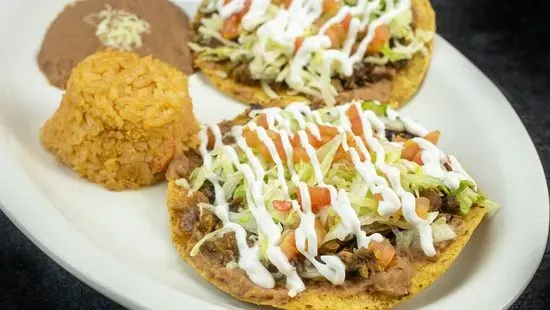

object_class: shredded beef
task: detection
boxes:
[229,197,243,211]
[338,248,378,276]
[420,189,442,212]
[181,207,199,233]
[230,62,257,86]
[200,231,239,266]
[385,129,417,142]
[442,195,461,214]
[195,211,219,236]
[200,182,215,204]
[165,151,203,180]
[217,119,237,144]
[341,63,396,90]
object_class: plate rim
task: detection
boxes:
[0,7,547,307]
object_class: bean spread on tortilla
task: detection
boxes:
[38,0,193,89]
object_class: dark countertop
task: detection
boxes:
[1,0,549,309]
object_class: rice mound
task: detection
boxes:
[40,50,200,190]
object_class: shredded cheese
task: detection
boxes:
[84,5,151,51]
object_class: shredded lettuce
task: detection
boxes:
[453,180,489,214]
[258,231,269,262]
[233,183,246,200]
[401,173,444,192]
[389,9,413,37]
[316,135,342,177]
[361,101,388,116]
[381,45,411,62]
[190,167,207,191]
[229,209,258,233]
[222,171,244,201]
[323,222,349,244]
[432,222,457,243]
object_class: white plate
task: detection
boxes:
[0,1,547,309]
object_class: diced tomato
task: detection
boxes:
[413,151,423,165]
[424,130,441,145]
[291,131,321,148]
[266,130,287,162]
[369,240,396,269]
[322,0,340,14]
[220,0,251,40]
[244,129,287,161]
[346,104,363,136]
[256,113,268,129]
[280,230,299,260]
[334,146,351,163]
[326,23,346,48]
[367,25,390,54]
[220,15,240,40]
[273,200,292,212]
[318,125,339,142]
[293,146,310,163]
[243,128,261,147]
[297,186,331,213]
[294,36,305,54]
[415,197,430,219]
[401,140,420,161]
[273,0,292,9]
[342,13,352,31]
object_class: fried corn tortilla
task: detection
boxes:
[192,0,436,108]
[168,182,486,310]
[165,101,494,309]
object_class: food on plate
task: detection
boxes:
[40,50,200,190]
[38,0,193,89]
[190,0,435,107]
[166,101,497,309]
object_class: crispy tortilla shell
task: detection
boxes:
[167,179,487,310]
[193,0,435,108]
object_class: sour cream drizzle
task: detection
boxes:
[196,101,477,294]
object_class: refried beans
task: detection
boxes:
[38,0,193,89]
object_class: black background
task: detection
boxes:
[1,0,549,309]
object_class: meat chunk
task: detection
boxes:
[338,248,378,275]
[341,63,396,90]
[229,197,243,211]
[193,210,221,241]
[385,129,416,142]
[181,207,199,233]
[165,152,203,180]
[218,119,236,145]
[442,195,461,214]
[230,62,257,86]
[420,189,442,212]
[201,232,239,266]
[200,182,216,204]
